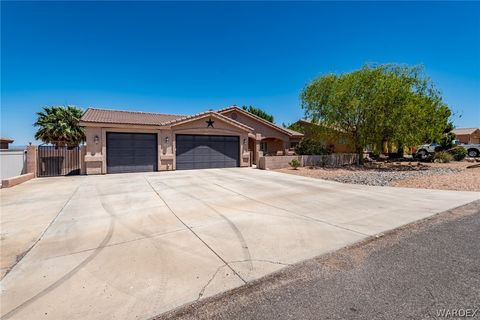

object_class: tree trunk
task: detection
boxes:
[357,148,364,165]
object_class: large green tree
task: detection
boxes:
[242,105,274,123]
[301,64,451,162]
[34,105,85,147]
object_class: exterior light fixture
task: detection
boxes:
[165,136,169,144]
[94,135,99,144]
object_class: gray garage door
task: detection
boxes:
[176,135,239,170]
[107,132,157,173]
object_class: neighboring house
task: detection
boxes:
[79,106,303,174]
[452,128,480,144]
[0,138,27,181]
[290,119,354,153]
[0,137,14,149]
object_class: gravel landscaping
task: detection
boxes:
[275,161,480,191]
[329,167,461,186]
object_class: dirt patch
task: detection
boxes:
[275,161,480,191]
[392,167,480,191]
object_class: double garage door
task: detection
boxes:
[106,133,239,173]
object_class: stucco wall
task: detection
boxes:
[171,116,250,168]
[258,154,359,170]
[222,110,290,141]
[0,150,26,180]
[83,115,250,174]
[455,131,480,144]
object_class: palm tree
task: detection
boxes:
[34,105,86,147]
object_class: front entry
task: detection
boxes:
[176,135,239,170]
[106,132,157,173]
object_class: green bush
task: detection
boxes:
[448,146,467,161]
[433,151,453,163]
[289,159,301,170]
[295,138,330,155]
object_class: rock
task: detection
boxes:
[327,167,461,187]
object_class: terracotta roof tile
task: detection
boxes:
[164,110,254,131]
[452,128,480,135]
[80,108,186,126]
[282,128,304,137]
[218,106,303,137]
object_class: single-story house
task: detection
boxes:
[0,138,14,150]
[79,106,303,174]
[452,128,480,144]
[290,119,355,153]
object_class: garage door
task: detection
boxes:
[106,133,157,173]
[176,135,239,170]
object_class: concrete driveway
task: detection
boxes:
[1,168,479,320]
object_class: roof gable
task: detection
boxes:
[217,106,303,137]
[452,128,480,135]
[166,111,253,132]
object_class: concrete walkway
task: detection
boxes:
[1,168,479,320]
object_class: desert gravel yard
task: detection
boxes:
[276,161,480,191]
[1,168,479,320]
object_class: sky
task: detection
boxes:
[1,1,479,145]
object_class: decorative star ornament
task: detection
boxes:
[206,118,215,128]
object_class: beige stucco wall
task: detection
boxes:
[258,154,360,170]
[171,116,250,169]
[455,131,480,144]
[84,124,161,174]
[82,115,250,174]
[221,110,290,142]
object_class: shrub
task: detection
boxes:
[295,138,330,155]
[289,159,301,170]
[448,146,467,161]
[433,151,453,163]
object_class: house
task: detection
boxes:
[0,138,14,150]
[290,119,354,153]
[79,106,303,174]
[452,128,480,144]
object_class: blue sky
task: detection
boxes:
[2,1,479,145]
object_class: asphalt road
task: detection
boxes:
[156,200,480,320]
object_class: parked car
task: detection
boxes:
[416,141,480,159]
[453,140,480,157]
[415,143,442,159]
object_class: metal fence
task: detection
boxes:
[37,145,81,177]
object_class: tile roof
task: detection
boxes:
[162,110,254,131]
[0,137,14,143]
[80,108,186,126]
[282,128,304,137]
[217,106,303,137]
[452,128,480,135]
[80,106,300,136]
[80,107,254,131]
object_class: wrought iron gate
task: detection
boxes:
[37,145,81,177]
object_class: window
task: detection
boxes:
[260,141,268,153]
[290,142,299,148]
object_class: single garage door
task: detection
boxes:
[176,135,239,170]
[106,132,157,173]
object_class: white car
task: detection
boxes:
[415,143,441,158]
[453,140,480,157]
[416,141,480,158]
